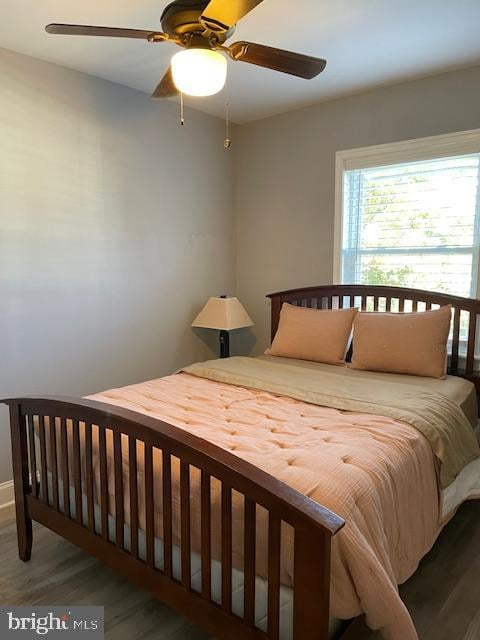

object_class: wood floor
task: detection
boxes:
[0,500,479,640]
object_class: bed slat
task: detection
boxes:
[180,461,191,590]
[99,427,109,541]
[48,417,59,511]
[162,452,173,578]
[60,418,70,518]
[27,414,37,498]
[451,307,461,373]
[72,420,82,525]
[267,513,281,639]
[144,443,155,568]
[38,416,48,505]
[466,311,476,376]
[113,430,124,549]
[200,470,211,600]
[85,423,95,532]
[221,484,233,614]
[129,436,139,559]
[244,497,256,626]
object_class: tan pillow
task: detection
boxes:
[350,305,452,379]
[267,304,358,365]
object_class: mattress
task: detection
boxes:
[442,423,480,518]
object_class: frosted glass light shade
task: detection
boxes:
[171,48,227,97]
[192,297,254,331]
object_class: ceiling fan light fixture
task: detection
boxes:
[171,48,227,97]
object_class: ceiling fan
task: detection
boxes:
[45,0,327,99]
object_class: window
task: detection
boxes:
[335,131,480,299]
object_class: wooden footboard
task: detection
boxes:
[4,396,345,640]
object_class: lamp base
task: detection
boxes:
[219,330,230,358]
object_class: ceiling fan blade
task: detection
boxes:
[45,24,167,41]
[152,68,179,99]
[200,0,264,31]
[228,42,327,79]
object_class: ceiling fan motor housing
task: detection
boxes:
[161,0,234,43]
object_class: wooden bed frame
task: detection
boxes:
[4,284,480,640]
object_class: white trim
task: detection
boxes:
[336,127,480,171]
[0,480,14,510]
[333,151,345,283]
[333,128,480,286]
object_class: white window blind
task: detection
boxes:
[341,154,480,299]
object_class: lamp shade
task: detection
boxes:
[192,297,253,331]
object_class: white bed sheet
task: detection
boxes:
[441,423,480,518]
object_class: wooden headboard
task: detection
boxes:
[267,284,480,390]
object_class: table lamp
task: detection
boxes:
[192,295,254,358]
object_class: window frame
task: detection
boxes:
[333,128,480,299]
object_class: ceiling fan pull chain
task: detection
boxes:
[224,76,232,149]
[180,91,185,126]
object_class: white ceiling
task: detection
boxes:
[1,0,480,124]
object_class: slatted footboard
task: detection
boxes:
[4,396,345,640]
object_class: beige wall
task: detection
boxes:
[235,65,480,353]
[0,48,236,483]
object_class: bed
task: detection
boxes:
[4,284,480,640]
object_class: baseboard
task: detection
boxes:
[0,480,14,510]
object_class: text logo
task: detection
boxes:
[0,607,104,639]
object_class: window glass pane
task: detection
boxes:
[357,252,473,298]
[342,153,480,297]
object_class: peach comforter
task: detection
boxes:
[86,356,480,640]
